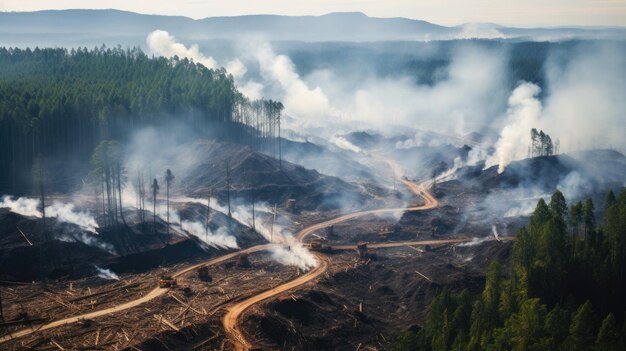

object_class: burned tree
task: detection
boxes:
[32,154,48,239]
[151,178,160,236]
[90,140,124,227]
[165,169,175,237]
[226,161,232,219]
[205,191,212,240]
[133,170,147,224]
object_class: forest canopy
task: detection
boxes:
[0,46,281,194]
[394,189,626,351]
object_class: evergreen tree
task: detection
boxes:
[583,199,596,240]
[595,313,623,351]
[563,301,598,351]
[165,169,175,239]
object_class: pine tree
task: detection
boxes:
[151,178,160,236]
[564,301,598,351]
[595,313,623,351]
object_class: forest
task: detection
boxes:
[394,189,626,351]
[0,46,283,195]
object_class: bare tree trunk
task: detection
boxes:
[117,165,126,225]
[226,161,232,219]
[166,182,170,237]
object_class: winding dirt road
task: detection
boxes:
[0,244,268,344]
[222,178,440,350]
[0,175,483,350]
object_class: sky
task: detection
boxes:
[1,0,625,27]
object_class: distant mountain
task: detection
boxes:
[0,9,624,47]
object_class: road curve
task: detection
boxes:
[222,178,439,351]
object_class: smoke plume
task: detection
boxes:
[485,82,542,173]
[1,196,99,233]
[147,30,218,70]
[94,265,120,280]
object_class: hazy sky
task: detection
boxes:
[1,0,625,27]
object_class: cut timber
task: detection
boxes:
[50,339,65,350]
[16,226,33,246]
[95,328,100,346]
[415,270,432,282]
[169,294,205,315]
[69,283,141,303]
[153,314,180,331]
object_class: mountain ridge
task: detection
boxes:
[1,9,624,45]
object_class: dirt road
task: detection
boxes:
[0,176,461,349]
[222,178,440,351]
[0,244,270,344]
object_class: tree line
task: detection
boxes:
[394,189,626,351]
[0,46,283,195]
[529,128,559,158]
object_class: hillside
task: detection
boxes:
[181,140,378,212]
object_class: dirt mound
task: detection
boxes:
[343,131,384,149]
[280,138,380,183]
[475,155,582,191]
[271,297,316,324]
[182,140,375,212]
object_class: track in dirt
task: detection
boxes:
[221,178,441,350]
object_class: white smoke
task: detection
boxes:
[121,187,240,249]
[147,30,261,98]
[485,82,542,173]
[330,136,362,153]
[175,196,317,270]
[58,231,116,254]
[542,44,626,153]
[253,41,331,118]
[147,30,218,69]
[458,236,492,247]
[47,201,99,233]
[225,58,247,79]
[456,23,508,40]
[1,196,99,233]
[269,242,318,271]
[1,195,114,252]
[491,224,500,240]
[484,44,626,173]
[94,265,120,280]
[180,220,239,249]
[0,195,40,217]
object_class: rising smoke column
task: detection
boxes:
[253,41,331,118]
[147,30,262,99]
[94,265,120,280]
[486,82,542,173]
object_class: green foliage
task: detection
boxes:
[394,189,626,351]
[0,46,269,194]
[595,314,624,351]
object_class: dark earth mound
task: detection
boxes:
[182,140,378,212]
